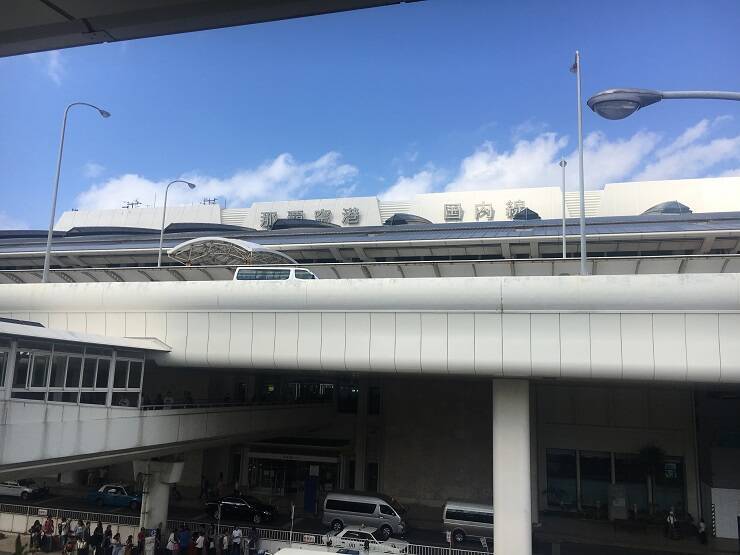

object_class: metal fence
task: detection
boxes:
[0,507,489,555]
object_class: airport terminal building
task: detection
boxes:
[1,176,740,554]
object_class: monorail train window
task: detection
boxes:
[236,268,291,280]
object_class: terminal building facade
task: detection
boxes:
[1,176,740,554]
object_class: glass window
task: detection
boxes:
[48,392,78,403]
[295,270,316,280]
[85,347,113,357]
[337,384,359,414]
[79,392,106,405]
[546,448,577,510]
[49,355,66,388]
[615,454,648,514]
[13,351,31,388]
[65,357,82,388]
[579,451,611,512]
[82,358,97,387]
[236,269,290,280]
[114,360,128,388]
[112,392,139,408]
[11,391,45,401]
[653,458,685,516]
[96,359,110,388]
[128,361,142,388]
[379,504,395,516]
[31,354,49,388]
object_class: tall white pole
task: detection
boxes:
[573,51,588,275]
[157,184,172,268]
[42,107,71,283]
[559,159,567,259]
[42,102,109,283]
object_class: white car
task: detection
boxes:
[328,526,408,554]
[0,479,47,500]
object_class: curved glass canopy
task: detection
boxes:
[168,237,296,266]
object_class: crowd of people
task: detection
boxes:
[165,525,260,555]
[28,519,260,555]
[28,518,150,555]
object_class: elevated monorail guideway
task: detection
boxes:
[0,273,739,383]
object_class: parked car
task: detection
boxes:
[86,484,141,510]
[322,491,407,539]
[328,526,408,554]
[0,479,48,500]
[442,501,493,545]
[205,495,277,524]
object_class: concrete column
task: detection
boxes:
[354,380,368,491]
[134,460,184,530]
[493,379,531,555]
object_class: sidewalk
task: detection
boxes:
[535,514,740,554]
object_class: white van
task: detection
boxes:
[233,267,318,281]
[442,501,493,544]
[322,491,407,539]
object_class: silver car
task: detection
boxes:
[442,501,493,545]
[322,492,407,539]
[0,479,47,500]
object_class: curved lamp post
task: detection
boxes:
[157,180,196,267]
[587,88,740,120]
[42,102,110,283]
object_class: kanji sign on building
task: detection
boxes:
[342,207,361,225]
[444,203,463,221]
[287,210,305,220]
[505,200,526,219]
[260,211,278,229]
[475,202,494,221]
[314,209,333,223]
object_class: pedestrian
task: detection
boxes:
[103,525,113,555]
[220,533,228,555]
[698,518,707,544]
[666,508,678,539]
[92,522,104,555]
[137,528,146,555]
[177,526,191,554]
[166,531,179,555]
[58,517,69,538]
[42,516,54,552]
[194,532,204,555]
[29,519,42,550]
[76,520,85,540]
[155,525,163,555]
[111,533,123,555]
[124,535,134,555]
[230,528,241,555]
[207,528,216,555]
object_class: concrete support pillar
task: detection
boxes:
[493,379,531,555]
[134,460,184,530]
[354,380,368,491]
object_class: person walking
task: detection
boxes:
[166,531,179,555]
[230,528,241,555]
[91,522,104,555]
[220,532,228,555]
[103,525,113,555]
[42,516,54,552]
[137,528,146,555]
[111,533,123,555]
[28,519,42,550]
[124,535,134,555]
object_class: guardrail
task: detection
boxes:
[0,508,489,555]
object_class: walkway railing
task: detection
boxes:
[0,506,489,555]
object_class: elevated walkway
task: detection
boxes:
[0,401,334,478]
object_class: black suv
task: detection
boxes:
[205,495,277,524]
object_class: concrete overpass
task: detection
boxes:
[0,0,419,57]
[0,274,738,383]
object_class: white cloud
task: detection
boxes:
[379,169,443,201]
[75,151,358,210]
[636,136,740,181]
[30,50,65,85]
[83,162,105,179]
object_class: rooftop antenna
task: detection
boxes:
[122,200,142,209]
[202,197,219,205]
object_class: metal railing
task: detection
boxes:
[0,503,139,527]
[0,508,489,555]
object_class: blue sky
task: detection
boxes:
[1,0,740,228]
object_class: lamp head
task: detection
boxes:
[587,88,663,120]
[559,159,567,168]
[99,109,111,118]
[186,182,196,190]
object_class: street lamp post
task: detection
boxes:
[42,102,110,283]
[157,180,196,267]
[570,51,588,276]
[587,88,740,120]
[559,159,567,259]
